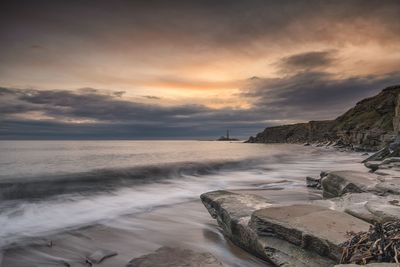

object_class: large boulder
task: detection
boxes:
[321,171,379,198]
[126,247,223,267]
[249,204,371,261]
[201,191,335,267]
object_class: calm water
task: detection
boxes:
[0,141,368,266]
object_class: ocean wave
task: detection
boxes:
[0,158,262,201]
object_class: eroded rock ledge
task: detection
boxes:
[201,168,400,266]
[201,191,336,266]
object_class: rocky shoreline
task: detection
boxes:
[247,85,400,151]
[200,147,400,266]
[112,84,400,267]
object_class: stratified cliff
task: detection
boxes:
[247,85,400,150]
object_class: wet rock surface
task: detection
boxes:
[306,176,322,189]
[306,171,328,189]
[250,204,370,261]
[321,171,379,198]
[202,166,400,266]
[315,187,400,225]
[201,191,335,267]
[126,247,223,267]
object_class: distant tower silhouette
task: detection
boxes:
[226,129,230,140]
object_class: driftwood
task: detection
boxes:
[340,221,400,265]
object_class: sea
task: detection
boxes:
[0,140,368,266]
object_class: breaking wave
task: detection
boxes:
[0,159,263,200]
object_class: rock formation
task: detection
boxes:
[247,85,400,151]
[126,247,223,267]
[199,146,400,266]
[200,190,336,266]
[201,178,400,266]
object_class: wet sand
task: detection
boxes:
[1,200,270,267]
[1,184,328,267]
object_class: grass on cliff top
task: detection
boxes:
[335,109,393,131]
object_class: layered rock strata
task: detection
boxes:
[247,85,400,151]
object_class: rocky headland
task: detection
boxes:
[200,85,400,266]
[247,85,400,151]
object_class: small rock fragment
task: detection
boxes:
[306,176,322,189]
[87,249,117,264]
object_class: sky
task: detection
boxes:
[1,0,400,139]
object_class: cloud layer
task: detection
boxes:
[0,1,400,138]
[2,69,400,139]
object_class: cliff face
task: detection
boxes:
[247,85,400,150]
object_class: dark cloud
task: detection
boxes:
[277,50,337,72]
[0,119,261,140]
[1,0,400,56]
[30,44,44,49]
[243,71,400,120]
[0,87,266,139]
[1,88,204,122]
[142,95,161,100]
[2,68,400,139]
[113,91,125,97]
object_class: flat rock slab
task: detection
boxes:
[365,199,400,222]
[201,190,272,220]
[375,180,400,195]
[374,169,400,177]
[314,193,400,224]
[322,171,379,198]
[201,191,335,267]
[126,247,223,267]
[380,157,400,165]
[250,204,371,261]
[200,190,272,238]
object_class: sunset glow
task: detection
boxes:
[1,0,400,139]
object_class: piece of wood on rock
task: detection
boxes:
[126,247,223,267]
[321,171,379,198]
[249,204,371,261]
